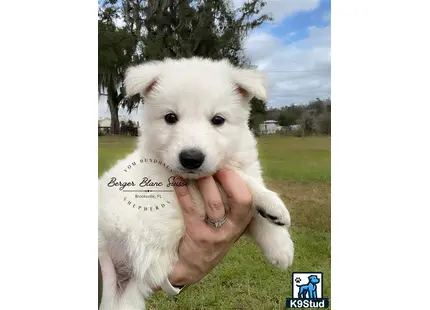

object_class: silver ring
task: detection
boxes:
[205,215,227,228]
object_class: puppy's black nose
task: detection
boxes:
[179,149,205,169]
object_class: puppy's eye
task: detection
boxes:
[211,115,225,126]
[164,113,178,124]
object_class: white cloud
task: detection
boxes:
[233,0,319,23]
[244,25,331,108]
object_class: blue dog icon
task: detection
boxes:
[296,275,320,298]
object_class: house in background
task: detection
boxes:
[98,117,140,136]
[259,120,283,134]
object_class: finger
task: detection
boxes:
[214,169,253,224]
[173,177,200,219]
[196,175,226,221]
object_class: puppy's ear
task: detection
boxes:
[232,69,268,102]
[124,61,162,97]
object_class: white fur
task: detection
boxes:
[99,57,294,310]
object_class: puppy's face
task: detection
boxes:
[125,58,267,179]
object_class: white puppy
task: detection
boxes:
[98,57,294,310]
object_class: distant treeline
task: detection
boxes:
[250,97,331,136]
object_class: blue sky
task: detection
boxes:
[98,0,331,120]
[240,0,331,108]
[261,0,331,43]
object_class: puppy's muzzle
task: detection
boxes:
[179,148,205,169]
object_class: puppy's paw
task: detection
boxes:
[255,191,291,227]
[263,228,294,270]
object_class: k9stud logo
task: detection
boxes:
[286,272,329,309]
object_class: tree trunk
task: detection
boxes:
[107,93,120,135]
[107,75,121,135]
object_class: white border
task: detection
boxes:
[333,0,430,309]
[1,1,97,309]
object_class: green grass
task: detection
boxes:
[98,135,137,176]
[258,135,331,183]
[98,135,331,310]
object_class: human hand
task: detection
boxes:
[168,168,253,287]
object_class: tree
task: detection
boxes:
[248,98,267,134]
[316,112,331,135]
[278,111,296,127]
[297,109,317,137]
[139,0,271,63]
[307,97,325,115]
[266,108,281,121]
[98,0,145,134]
[325,97,331,112]
[98,0,273,132]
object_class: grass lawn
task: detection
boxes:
[98,135,331,310]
